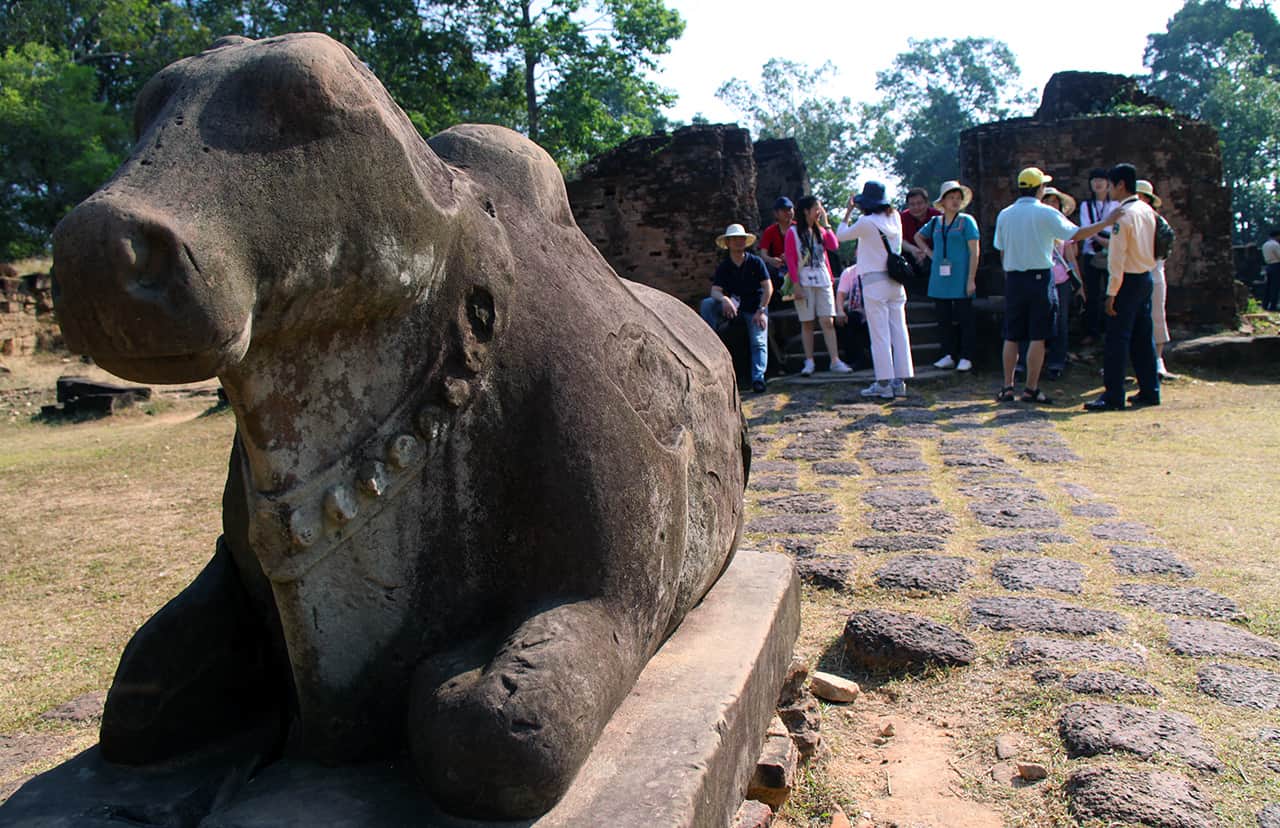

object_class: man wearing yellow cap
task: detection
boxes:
[993,167,1115,404]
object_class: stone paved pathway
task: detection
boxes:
[741,388,1280,827]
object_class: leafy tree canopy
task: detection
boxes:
[0,43,128,257]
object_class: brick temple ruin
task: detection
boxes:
[566,126,809,307]
[960,71,1237,330]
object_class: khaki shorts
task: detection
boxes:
[795,283,836,321]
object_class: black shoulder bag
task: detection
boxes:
[879,229,914,284]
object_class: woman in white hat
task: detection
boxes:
[1040,187,1080,379]
[1136,180,1173,378]
[914,180,979,372]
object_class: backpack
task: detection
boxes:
[1153,212,1175,260]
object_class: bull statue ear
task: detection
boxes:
[208,35,252,51]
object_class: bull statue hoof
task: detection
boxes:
[45,32,747,821]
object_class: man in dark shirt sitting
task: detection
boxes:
[699,223,773,392]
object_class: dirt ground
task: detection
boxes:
[1,351,1279,826]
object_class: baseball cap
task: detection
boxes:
[1017,167,1052,188]
[773,196,794,210]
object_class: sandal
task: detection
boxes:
[1021,387,1053,404]
[996,385,1016,402]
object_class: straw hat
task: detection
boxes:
[1041,187,1076,217]
[932,180,973,210]
[1135,180,1162,209]
[715,223,757,249]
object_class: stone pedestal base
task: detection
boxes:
[0,550,799,828]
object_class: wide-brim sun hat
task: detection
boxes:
[853,180,891,209]
[932,180,973,210]
[715,223,757,249]
[1041,187,1076,217]
[1136,180,1162,209]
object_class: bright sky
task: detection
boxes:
[657,0,1190,124]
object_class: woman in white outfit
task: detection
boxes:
[837,181,914,398]
[1136,180,1172,378]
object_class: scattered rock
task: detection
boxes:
[1110,545,1195,578]
[1091,521,1155,542]
[1032,668,1063,685]
[777,694,822,760]
[731,799,774,828]
[751,460,797,474]
[746,514,842,535]
[1064,670,1160,696]
[1057,702,1220,771]
[879,722,895,738]
[1260,803,1280,828]
[842,609,976,671]
[795,555,855,591]
[1006,636,1145,666]
[1257,728,1280,744]
[1060,482,1096,500]
[942,452,1008,468]
[969,596,1127,635]
[38,691,106,723]
[873,555,973,593]
[810,672,859,703]
[747,715,799,809]
[763,537,820,557]
[869,508,955,534]
[778,659,810,707]
[749,475,799,492]
[1069,502,1118,518]
[1008,444,1080,463]
[810,460,862,476]
[1064,766,1217,828]
[862,488,938,509]
[995,733,1020,760]
[759,493,837,514]
[957,484,1045,505]
[992,557,1086,594]
[864,456,929,474]
[1166,618,1280,660]
[850,534,946,553]
[1196,663,1280,710]
[970,504,1062,529]
[977,532,1075,552]
[1116,583,1241,620]
[989,761,1019,787]
[1016,761,1048,782]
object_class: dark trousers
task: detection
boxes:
[1265,262,1280,310]
[1081,259,1107,338]
[935,298,975,361]
[838,313,870,368]
[1103,272,1159,406]
[1047,281,1072,371]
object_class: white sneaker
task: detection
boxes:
[829,359,853,373]
[1156,359,1173,379]
[891,380,907,397]
[956,358,973,372]
[933,354,956,369]
[800,359,815,376]
[861,381,893,399]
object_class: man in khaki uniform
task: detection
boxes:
[1084,163,1159,411]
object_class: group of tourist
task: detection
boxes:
[700,162,1176,412]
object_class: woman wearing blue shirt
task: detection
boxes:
[914,181,980,371]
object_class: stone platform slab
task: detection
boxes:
[0,550,799,828]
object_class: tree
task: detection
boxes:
[1145,0,1280,240]
[874,37,1035,189]
[0,0,210,110]
[716,59,891,204]
[471,0,684,170]
[0,43,129,257]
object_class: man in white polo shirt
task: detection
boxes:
[993,167,1115,404]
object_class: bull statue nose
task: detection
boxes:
[55,199,192,298]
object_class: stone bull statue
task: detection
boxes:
[51,32,748,820]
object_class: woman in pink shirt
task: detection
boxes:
[784,195,852,375]
[1042,187,1080,378]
